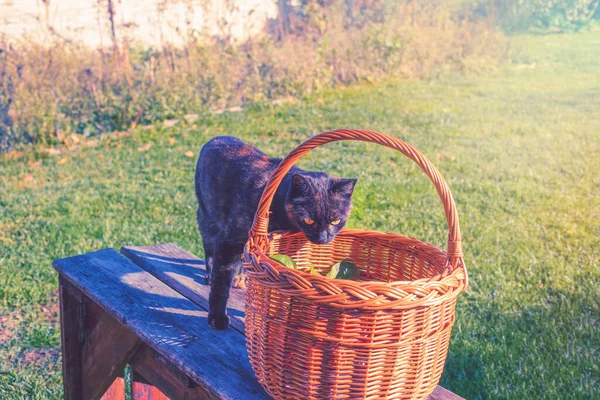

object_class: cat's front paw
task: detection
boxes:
[208,313,230,330]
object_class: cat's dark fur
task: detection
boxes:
[195,136,357,330]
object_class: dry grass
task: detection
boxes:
[0,0,504,150]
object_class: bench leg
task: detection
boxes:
[80,311,140,399]
[59,279,86,400]
[59,276,141,400]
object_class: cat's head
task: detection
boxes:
[285,173,357,245]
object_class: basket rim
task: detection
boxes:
[243,228,467,310]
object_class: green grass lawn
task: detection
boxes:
[1,29,599,399]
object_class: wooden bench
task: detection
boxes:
[53,243,464,400]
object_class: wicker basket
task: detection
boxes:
[242,129,468,400]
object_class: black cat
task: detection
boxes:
[195,136,357,330]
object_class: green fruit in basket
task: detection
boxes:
[326,262,340,279]
[269,254,298,269]
[309,266,321,275]
[337,261,360,279]
[327,261,360,279]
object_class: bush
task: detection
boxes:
[0,0,503,151]
[487,0,600,33]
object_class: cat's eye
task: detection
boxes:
[304,218,315,225]
[330,219,341,226]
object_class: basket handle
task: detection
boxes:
[249,129,464,268]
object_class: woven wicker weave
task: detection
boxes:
[242,129,468,400]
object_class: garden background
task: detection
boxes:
[1,1,599,398]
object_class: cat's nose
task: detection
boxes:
[314,232,331,245]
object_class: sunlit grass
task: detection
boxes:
[1,29,599,399]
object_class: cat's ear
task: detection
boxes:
[330,178,357,198]
[290,174,312,199]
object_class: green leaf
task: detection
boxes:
[269,254,298,269]
[336,261,360,280]
[309,266,321,275]
[326,262,341,278]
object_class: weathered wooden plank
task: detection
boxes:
[428,385,465,400]
[130,344,209,400]
[100,377,125,400]
[85,300,107,336]
[81,311,141,400]
[121,244,246,334]
[60,276,85,303]
[59,278,85,400]
[53,249,269,400]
